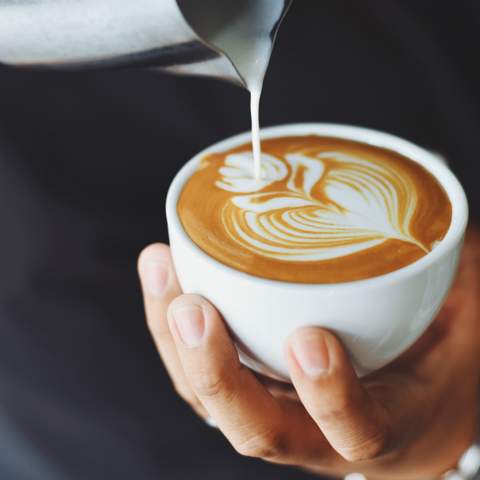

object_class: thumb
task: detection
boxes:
[285,327,391,463]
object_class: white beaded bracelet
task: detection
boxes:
[344,444,480,480]
[442,444,480,480]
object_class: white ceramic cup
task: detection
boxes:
[166,123,468,380]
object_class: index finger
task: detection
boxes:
[138,244,200,409]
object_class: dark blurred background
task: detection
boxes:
[0,1,478,479]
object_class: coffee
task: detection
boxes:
[178,135,452,283]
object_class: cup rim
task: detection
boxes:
[166,123,469,290]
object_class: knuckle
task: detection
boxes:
[316,391,358,424]
[312,384,390,463]
[187,354,242,404]
[191,368,230,400]
[235,430,289,460]
[340,430,389,463]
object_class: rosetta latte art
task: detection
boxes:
[217,151,428,261]
[178,136,451,283]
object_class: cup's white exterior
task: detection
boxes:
[166,124,468,380]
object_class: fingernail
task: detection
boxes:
[290,333,329,377]
[144,261,169,297]
[172,306,205,348]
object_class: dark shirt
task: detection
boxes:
[0,1,478,479]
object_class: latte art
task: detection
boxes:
[178,136,452,283]
[219,151,428,262]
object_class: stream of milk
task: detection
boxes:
[182,0,284,180]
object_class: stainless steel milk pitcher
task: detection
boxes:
[0,0,292,87]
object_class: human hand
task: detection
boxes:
[138,228,480,479]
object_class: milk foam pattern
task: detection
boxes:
[216,151,428,261]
